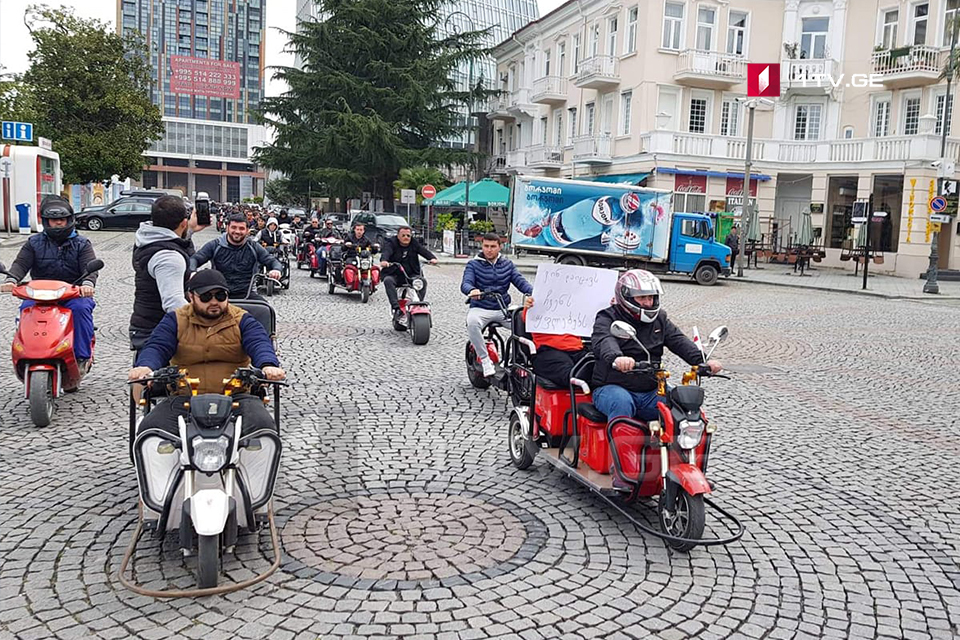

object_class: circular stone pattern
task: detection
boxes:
[281,492,546,590]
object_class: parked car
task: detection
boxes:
[348,212,409,245]
[77,195,167,231]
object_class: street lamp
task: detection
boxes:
[445,11,477,224]
[736,97,774,277]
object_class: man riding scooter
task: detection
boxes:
[190,214,282,300]
[128,269,285,436]
[1,196,99,373]
[591,270,723,424]
[256,217,283,249]
[380,225,437,323]
[335,222,374,283]
[460,232,534,378]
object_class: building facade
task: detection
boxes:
[490,0,960,278]
[118,0,268,201]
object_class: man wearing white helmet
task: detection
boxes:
[590,269,722,422]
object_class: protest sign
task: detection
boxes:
[526,264,618,337]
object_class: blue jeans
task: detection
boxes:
[592,384,661,422]
[20,297,96,360]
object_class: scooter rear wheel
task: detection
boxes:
[29,371,55,428]
[197,534,221,588]
[465,343,491,389]
[508,414,536,470]
[659,488,705,552]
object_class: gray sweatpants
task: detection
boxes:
[466,307,508,363]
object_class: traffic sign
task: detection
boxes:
[930,196,948,212]
[421,184,437,199]
[851,217,867,224]
[931,213,952,223]
[400,189,416,205]
[941,180,958,197]
[1,121,33,142]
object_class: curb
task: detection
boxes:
[723,274,960,301]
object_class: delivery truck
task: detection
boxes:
[509,175,731,285]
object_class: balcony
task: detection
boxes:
[872,45,945,88]
[531,76,568,105]
[507,88,538,117]
[574,55,620,90]
[505,150,527,171]
[487,154,508,175]
[526,145,564,169]
[487,95,513,121]
[782,58,839,95]
[572,134,612,163]
[674,50,746,88]
[639,130,960,164]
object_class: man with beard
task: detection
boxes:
[129,195,206,350]
[190,214,282,300]
[128,269,285,436]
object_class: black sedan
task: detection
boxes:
[76,196,156,231]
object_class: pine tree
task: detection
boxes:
[255,0,490,209]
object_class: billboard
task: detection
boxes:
[511,177,673,262]
[170,56,241,99]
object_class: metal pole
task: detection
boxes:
[464,58,474,228]
[862,204,871,291]
[925,14,958,294]
[737,102,756,278]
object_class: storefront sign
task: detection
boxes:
[674,174,707,193]
[725,177,758,197]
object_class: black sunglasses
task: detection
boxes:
[197,290,228,302]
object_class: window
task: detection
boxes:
[843,127,854,139]
[913,3,928,45]
[626,7,638,54]
[591,23,600,57]
[540,116,548,145]
[620,91,633,135]
[675,192,707,213]
[697,7,716,51]
[801,17,829,58]
[681,218,712,238]
[573,34,581,73]
[607,17,618,55]
[544,49,551,76]
[936,93,954,135]
[568,107,578,140]
[945,0,960,46]
[554,109,564,146]
[558,41,567,76]
[663,2,684,50]
[794,104,822,140]
[689,97,707,133]
[872,98,891,136]
[585,102,596,134]
[880,9,898,49]
[720,98,741,136]
[903,96,921,134]
[727,10,747,55]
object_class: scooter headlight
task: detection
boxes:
[676,420,704,450]
[360,259,371,269]
[412,278,425,291]
[192,436,230,472]
[25,286,67,301]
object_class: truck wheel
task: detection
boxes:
[557,254,585,267]
[694,264,719,286]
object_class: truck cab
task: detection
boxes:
[668,213,732,285]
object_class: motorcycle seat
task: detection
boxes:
[577,402,608,424]
[536,377,567,392]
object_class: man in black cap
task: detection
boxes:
[1,195,99,371]
[129,269,285,436]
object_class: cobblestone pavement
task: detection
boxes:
[1,229,960,640]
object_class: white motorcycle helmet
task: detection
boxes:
[614,269,663,324]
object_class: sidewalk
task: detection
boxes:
[435,253,960,300]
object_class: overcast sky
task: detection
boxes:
[0,0,565,97]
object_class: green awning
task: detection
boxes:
[584,172,651,185]
[426,179,510,207]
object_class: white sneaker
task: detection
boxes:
[481,359,496,377]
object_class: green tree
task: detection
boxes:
[265,176,312,207]
[0,69,35,124]
[20,5,163,183]
[255,0,492,210]
[392,166,450,204]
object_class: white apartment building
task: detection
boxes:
[489,0,960,278]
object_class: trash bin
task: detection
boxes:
[15,204,31,235]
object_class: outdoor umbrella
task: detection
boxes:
[796,210,814,246]
[742,207,761,242]
[424,179,510,208]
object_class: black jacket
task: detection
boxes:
[381,236,435,278]
[301,225,323,244]
[591,306,702,392]
[725,232,739,253]
[342,233,373,260]
[5,232,98,287]
[190,235,282,297]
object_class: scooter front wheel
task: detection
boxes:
[508,413,536,470]
[659,487,705,552]
[29,370,55,427]
[410,314,430,345]
[196,534,221,589]
[361,284,370,303]
[266,278,276,297]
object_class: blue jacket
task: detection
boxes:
[5,232,98,287]
[135,308,279,371]
[460,254,532,310]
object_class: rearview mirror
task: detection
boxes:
[84,259,105,275]
[708,326,729,345]
[610,320,636,340]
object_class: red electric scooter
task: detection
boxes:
[387,263,432,345]
[0,259,104,427]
